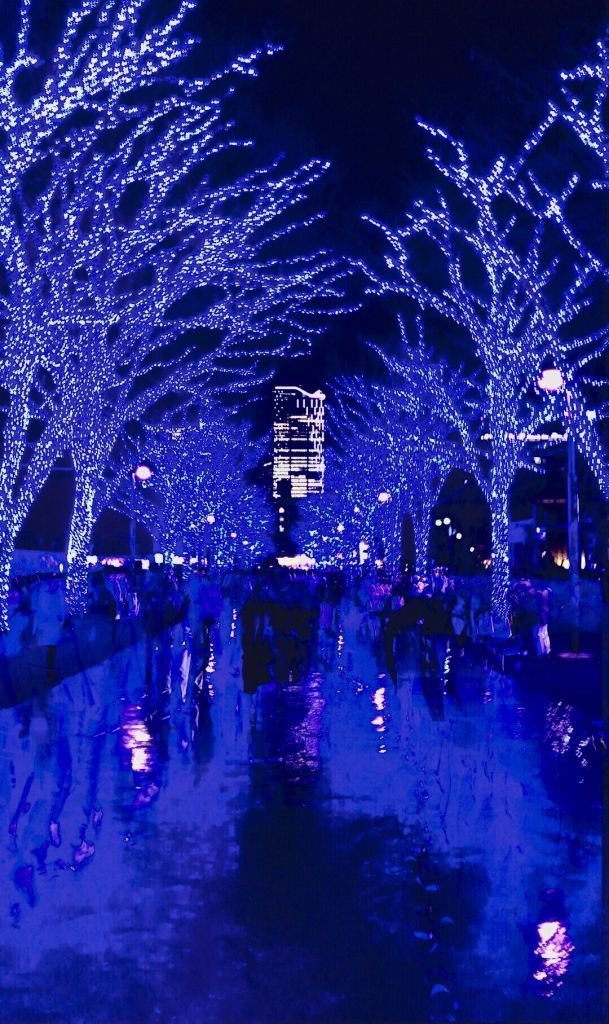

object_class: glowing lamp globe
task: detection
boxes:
[206,513,216,525]
[538,368,565,393]
[377,492,391,504]
[134,464,153,482]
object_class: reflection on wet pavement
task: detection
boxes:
[0,601,602,1023]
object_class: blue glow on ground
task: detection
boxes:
[0,597,602,1022]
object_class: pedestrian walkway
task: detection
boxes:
[0,598,602,1023]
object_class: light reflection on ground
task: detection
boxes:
[533,920,575,996]
[0,599,602,1023]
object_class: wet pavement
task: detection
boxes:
[0,602,603,1023]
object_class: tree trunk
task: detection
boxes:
[385,505,401,569]
[411,511,430,577]
[490,487,511,623]
[0,517,15,633]
[65,469,98,616]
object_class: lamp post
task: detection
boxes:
[375,491,391,567]
[205,512,215,569]
[538,369,580,648]
[130,464,154,569]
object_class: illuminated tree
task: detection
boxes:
[559,35,608,190]
[0,0,352,622]
[294,456,381,571]
[0,0,217,625]
[102,403,273,567]
[336,376,464,574]
[553,35,609,498]
[363,111,607,618]
[294,378,460,575]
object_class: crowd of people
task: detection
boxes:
[1,561,555,699]
[508,579,553,657]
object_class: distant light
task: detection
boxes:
[443,517,451,526]
[337,523,345,533]
[172,555,184,565]
[154,553,164,564]
[133,463,153,482]
[59,562,64,573]
[538,368,565,393]
[278,507,285,514]
[353,505,360,514]
[140,558,150,570]
[469,546,475,553]
[537,921,560,944]
[377,492,391,504]
[189,556,198,564]
[86,555,98,566]
[206,513,215,524]
[230,532,237,539]
[277,553,316,570]
[435,519,443,527]
[456,532,462,540]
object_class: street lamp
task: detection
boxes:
[133,464,153,483]
[538,369,565,394]
[130,463,153,566]
[375,492,392,567]
[203,512,216,568]
[538,366,581,647]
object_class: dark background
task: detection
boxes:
[197,0,609,390]
[5,0,608,550]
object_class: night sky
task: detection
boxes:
[10,0,609,548]
[194,0,608,392]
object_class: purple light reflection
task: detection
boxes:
[544,702,575,755]
[371,687,388,752]
[532,920,574,997]
[120,704,155,775]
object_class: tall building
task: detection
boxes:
[273,386,325,498]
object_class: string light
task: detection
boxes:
[105,399,273,567]
[293,376,463,575]
[334,378,463,574]
[560,35,608,190]
[0,0,353,623]
[360,73,608,617]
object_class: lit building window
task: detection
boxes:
[273,386,325,498]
